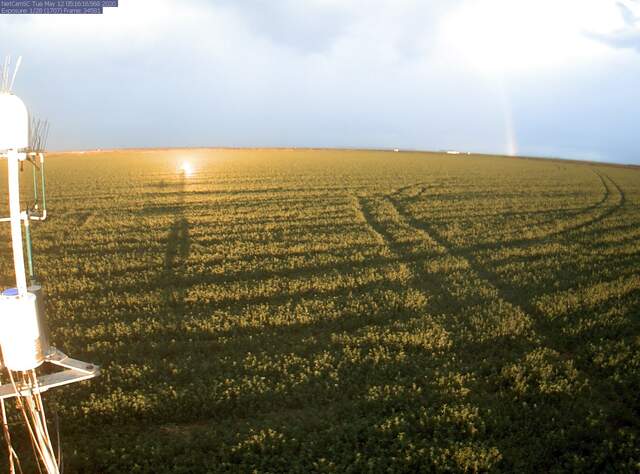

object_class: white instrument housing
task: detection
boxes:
[0,290,45,372]
[0,92,29,151]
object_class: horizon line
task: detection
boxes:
[46,146,640,169]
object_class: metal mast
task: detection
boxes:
[0,56,100,474]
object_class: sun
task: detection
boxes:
[179,162,193,177]
[439,0,624,75]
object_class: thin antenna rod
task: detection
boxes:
[9,56,22,92]
[1,56,9,92]
[30,118,50,152]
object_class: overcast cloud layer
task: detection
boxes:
[0,0,638,164]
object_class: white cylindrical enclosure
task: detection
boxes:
[0,92,29,151]
[0,290,45,371]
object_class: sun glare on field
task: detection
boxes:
[440,0,626,74]
[179,161,193,176]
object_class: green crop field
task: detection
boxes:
[0,149,639,473]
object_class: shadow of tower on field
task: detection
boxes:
[162,172,191,317]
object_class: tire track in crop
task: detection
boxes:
[548,171,625,237]
[353,196,395,249]
[57,211,97,247]
[355,195,445,291]
[158,196,432,315]
[83,214,98,231]
[356,195,443,257]
[59,210,96,228]
[381,191,554,377]
[388,171,625,305]
[468,171,625,254]
[531,170,622,240]
[387,185,544,320]
[390,182,429,200]
[356,194,538,393]
[386,193,451,256]
[405,173,610,228]
[385,173,631,377]
[392,182,424,196]
[389,176,640,437]
[378,182,638,458]
[358,194,527,338]
[386,186,546,318]
[353,195,462,353]
[398,170,624,254]
[580,171,610,211]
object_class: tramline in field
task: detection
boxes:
[0,57,99,474]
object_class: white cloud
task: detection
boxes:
[439,0,627,76]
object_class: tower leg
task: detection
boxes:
[7,149,27,296]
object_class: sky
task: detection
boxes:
[0,0,639,164]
